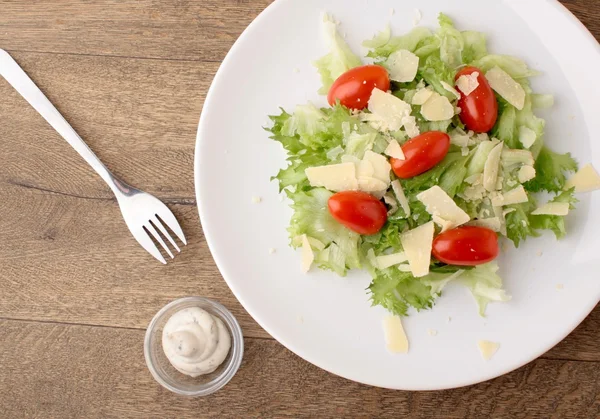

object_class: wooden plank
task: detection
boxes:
[1,319,599,418]
[0,0,273,61]
[561,0,600,37]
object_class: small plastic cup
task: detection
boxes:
[144,296,243,396]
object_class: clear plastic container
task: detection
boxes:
[144,296,243,396]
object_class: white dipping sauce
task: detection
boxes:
[162,307,231,377]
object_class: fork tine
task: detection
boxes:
[130,226,167,264]
[156,208,187,245]
[151,216,180,252]
[145,222,174,259]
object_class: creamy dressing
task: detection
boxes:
[162,307,231,377]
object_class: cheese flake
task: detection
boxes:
[368,88,413,132]
[358,176,388,193]
[383,192,398,216]
[531,202,570,216]
[441,81,461,99]
[421,93,455,121]
[449,128,471,147]
[413,8,422,26]
[465,174,482,185]
[363,150,391,184]
[387,49,419,83]
[491,185,529,206]
[456,72,480,96]
[305,162,358,192]
[421,92,454,121]
[341,154,361,164]
[417,186,470,229]
[356,159,375,178]
[398,264,412,272]
[519,126,537,149]
[565,163,600,193]
[467,217,502,232]
[477,340,500,361]
[391,180,411,217]
[412,88,434,105]
[384,139,405,160]
[432,215,454,233]
[483,142,504,191]
[383,315,409,354]
[486,66,525,110]
[400,221,434,277]
[300,235,314,273]
[518,165,536,183]
[306,236,325,251]
[401,115,420,138]
[376,252,408,269]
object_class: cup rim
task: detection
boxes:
[144,296,244,396]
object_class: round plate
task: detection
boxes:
[195,0,600,390]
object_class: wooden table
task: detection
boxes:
[1,1,599,417]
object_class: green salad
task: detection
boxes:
[266,13,598,318]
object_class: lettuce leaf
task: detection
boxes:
[472,54,540,79]
[369,263,507,318]
[437,13,464,69]
[364,26,433,60]
[287,188,361,276]
[401,152,468,195]
[362,24,391,49]
[267,104,357,190]
[461,30,487,63]
[526,146,578,192]
[505,195,539,247]
[361,219,407,254]
[418,54,457,99]
[369,269,444,317]
[458,262,511,316]
[314,14,362,94]
[493,104,518,149]
[529,189,578,240]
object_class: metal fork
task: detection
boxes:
[0,49,186,264]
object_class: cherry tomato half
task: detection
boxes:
[390,131,450,179]
[432,226,499,266]
[328,191,387,235]
[455,66,498,133]
[327,65,390,110]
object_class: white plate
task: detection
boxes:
[195,0,600,390]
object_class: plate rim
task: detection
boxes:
[194,0,600,390]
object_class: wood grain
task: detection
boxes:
[1,319,599,419]
[0,0,272,62]
[0,0,599,418]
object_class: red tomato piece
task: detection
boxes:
[390,131,450,179]
[328,191,387,235]
[455,66,498,133]
[327,65,390,110]
[432,226,499,266]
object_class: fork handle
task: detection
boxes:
[0,49,127,196]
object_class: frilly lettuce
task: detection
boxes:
[314,14,362,94]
